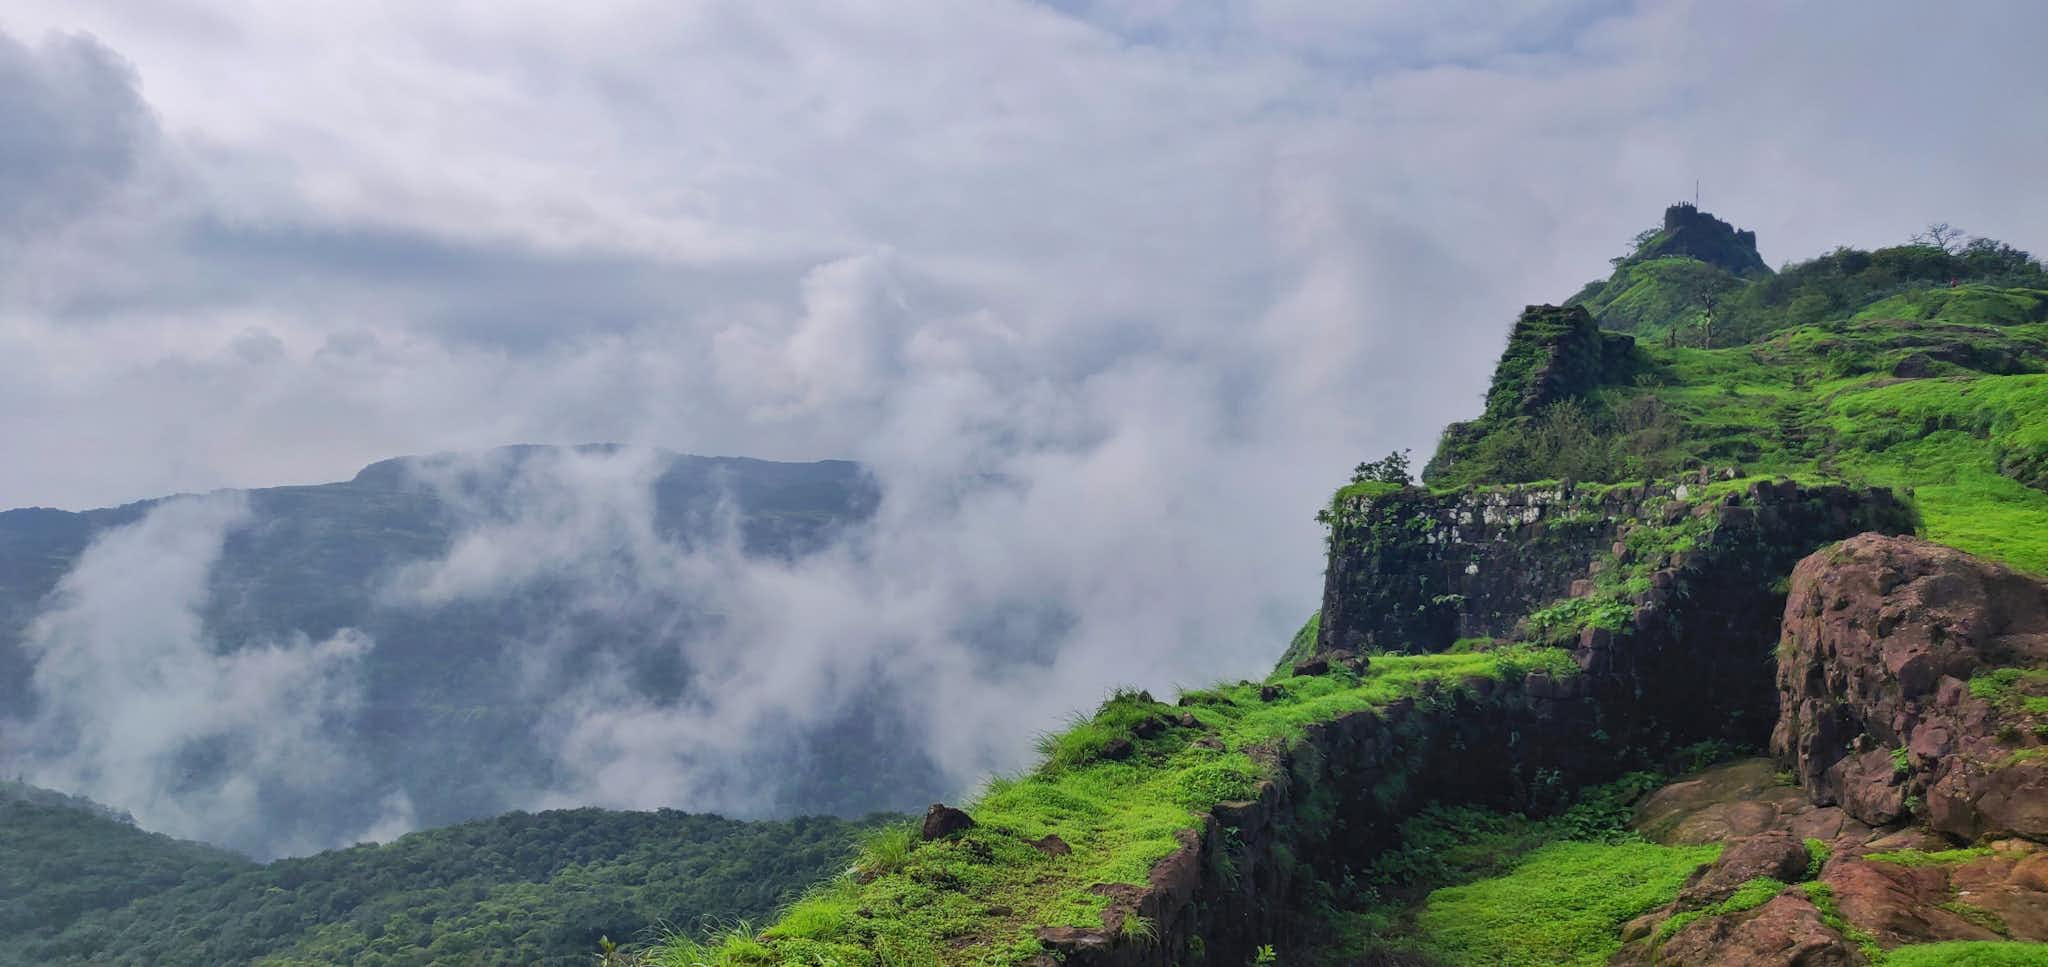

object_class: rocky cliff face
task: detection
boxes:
[1774,534,2048,842]
[1614,758,2048,966]
[1318,476,1917,760]
[1632,203,1771,278]
[1423,303,1640,482]
[1033,676,1612,966]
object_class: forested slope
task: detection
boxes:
[1,781,881,967]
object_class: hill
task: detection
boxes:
[0,445,910,857]
[0,780,881,967]
[628,215,2048,965]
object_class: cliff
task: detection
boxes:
[635,212,2048,966]
[1634,204,1772,278]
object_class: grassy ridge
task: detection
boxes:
[644,647,1577,965]
[643,237,2048,964]
[1429,284,2048,575]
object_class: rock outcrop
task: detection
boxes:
[1630,203,1771,278]
[1425,304,1641,481]
[1318,476,1913,752]
[1615,759,2048,965]
[1773,534,2048,842]
[1648,892,1859,967]
[1318,478,1910,657]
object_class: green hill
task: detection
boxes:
[0,445,907,857]
[0,781,882,967]
[627,213,2048,966]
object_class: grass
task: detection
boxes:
[1654,876,1786,942]
[1885,942,2048,966]
[1862,847,1998,867]
[642,646,1578,965]
[1661,325,2048,575]
[1408,840,1718,966]
[1293,771,1700,967]
[1970,667,2048,716]
[1805,837,1831,878]
[1429,283,2048,576]
[1803,881,1883,963]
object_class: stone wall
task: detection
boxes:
[1029,479,1919,965]
[1318,474,1912,656]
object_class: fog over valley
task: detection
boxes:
[2,0,2045,897]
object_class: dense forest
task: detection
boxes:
[0,780,883,966]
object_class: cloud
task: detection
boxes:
[4,496,375,856]
[0,30,153,236]
[0,0,2046,846]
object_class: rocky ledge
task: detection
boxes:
[1616,758,2048,966]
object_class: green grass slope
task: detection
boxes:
[1285,768,1738,966]
[642,647,1578,965]
[1431,282,2048,574]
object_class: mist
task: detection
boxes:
[4,0,2048,855]
[8,495,391,856]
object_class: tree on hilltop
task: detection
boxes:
[1911,222,1966,254]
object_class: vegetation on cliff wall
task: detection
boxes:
[1295,771,1721,967]
[641,647,1578,965]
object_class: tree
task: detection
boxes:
[1351,450,1413,486]
[1698,290,1718,348]
[1911,222,1966,254]
[1611,228,1661,267]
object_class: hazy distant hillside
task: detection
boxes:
[0,445,929,857]
[0,779,877,967]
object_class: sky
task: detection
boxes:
[3,0,2047,850]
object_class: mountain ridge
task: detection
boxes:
[631,210,2048,965]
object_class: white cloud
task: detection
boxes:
[1,0,2045,842]
[6,496,374,856]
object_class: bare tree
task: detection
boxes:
[1611,228,1661,267]
[1912,222,1966,253]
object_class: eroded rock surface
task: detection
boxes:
[1772,534,2048,841]
[1651,892,1859,967]
[1616,759,2048,965]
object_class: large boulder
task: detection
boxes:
[1773,534,2048,841]
[1676,830,1812,908]
[1651,893,1860,967]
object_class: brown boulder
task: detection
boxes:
[1678,831,1812,908]
[1654,892,1860,967]
[1822,860,2003,946]
[920,803,977,841]
[2013,852,2048,892]
[1633,759,1806,845]
[1029,834,1072,857]
[1772,534,2048,840]
[1947,847,2048,941]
